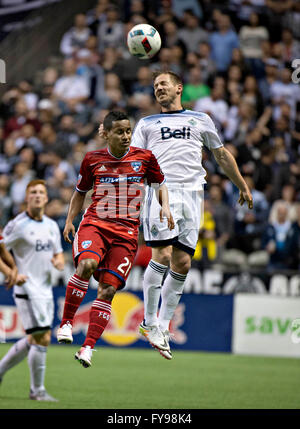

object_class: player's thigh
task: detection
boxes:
[152,245,173,266]
[100,240,138,288]
[142,187,179,242]
[14,296,54,335]
[73,223,105,268]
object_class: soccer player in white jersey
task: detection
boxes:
[131,71,253,360]
[0,179,64,401]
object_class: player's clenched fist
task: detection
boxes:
[63,221,76,243]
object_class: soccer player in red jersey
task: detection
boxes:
[57,110,174,367]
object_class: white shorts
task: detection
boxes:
[142,187,204,255]
[14,294,54,335]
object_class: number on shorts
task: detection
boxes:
[117,257,132,276]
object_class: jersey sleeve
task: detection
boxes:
[76,154,93,193]
[145,152,165,187]
[202,114,224,150]
[52,221,63,255]
[3,219,21,250]
[0,234,3,244]
[131,119,147,149]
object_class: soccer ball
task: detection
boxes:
[127,24,161,60]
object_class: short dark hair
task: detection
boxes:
[103,111,129,131]
[153,70,183,86]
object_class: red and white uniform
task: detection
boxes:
[74,146,165,287]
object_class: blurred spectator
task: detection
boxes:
[279,28,300,65]
[10,162,34,214]
[4,98,41,139]
[97,5,124,54]
[56,115,80,158]
[60,13,92,57]
[265,0,293,42]
[209,14,240,73]
[262,201,292,270]
[76,48,105,104]
[197,42,217,83]
[0,174,12,228]
[208,184,234,250]
[14,123,42,154]
[172,1,203,19]
[18,80,39,111]
[258,58,280,104]
[162,20,181,48]
[228,175,269,254]
[193,200,218,267]
[242,74,264,116]
[194,85,229,134]
[286,204,300,270]
[239,12,269,77]
[130,66,154,97]
[270,67,300,120]
[181,67,210,108]
[150,47,182,75]
[177,10,208,53]
[269,183,299,223]
[53,58,89,114]
[226,64,243,95]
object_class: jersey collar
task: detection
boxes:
[26,211,43,222]
[160,109,186,114]
[107,147,130,160]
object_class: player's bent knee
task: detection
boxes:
[77,258,98,278]
[172,256,191,274]
[97,283,116,301]
[152,246,172,266]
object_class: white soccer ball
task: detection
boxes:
[127,24,161,60]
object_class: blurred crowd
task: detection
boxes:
[0,0,300,272]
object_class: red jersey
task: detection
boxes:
[0,234,3,243]
[76,146,165,229]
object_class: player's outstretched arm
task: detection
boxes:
[155,183,175,230]
[63,190,86,243]
[211,147,253,209]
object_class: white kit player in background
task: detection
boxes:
[0,180,64,401]
[131,71,253,360]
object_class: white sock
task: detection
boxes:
[158,270,187,332]
[143,259,168,326]
[0,337,30,377]
[27,344,47,393]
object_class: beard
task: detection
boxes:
[156,91,177,108]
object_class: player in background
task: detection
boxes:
[131,71,253,360]
[0,180,64,401]
[57,110,174,368]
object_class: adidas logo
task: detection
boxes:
[98,165,107,172]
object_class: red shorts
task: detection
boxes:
[73,220,138,289]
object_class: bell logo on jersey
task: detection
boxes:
[161,127,191,140]
[35,239,53,252]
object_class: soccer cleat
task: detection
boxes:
[158,330,173,360]
[29,389,58,402]
[57,322,73,344]
[75,346,95,368]
[139,322,169,351]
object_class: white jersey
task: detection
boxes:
[3,212,63,299]
[131,109,223,190]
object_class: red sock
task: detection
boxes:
[83,299,112,348]
[60,274,89,327]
